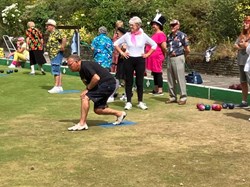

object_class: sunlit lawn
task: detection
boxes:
[0,65,250,187]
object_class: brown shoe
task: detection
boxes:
[178,100,187,105]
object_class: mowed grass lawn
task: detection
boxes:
[0,65,250,187]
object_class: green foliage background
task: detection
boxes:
[0,0,249,55]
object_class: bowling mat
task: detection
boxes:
[59,90,80,94]
[0,74,8,77]
[98,120,136,128]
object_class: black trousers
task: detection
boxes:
[124,57,145,102]
[152,72,163,87]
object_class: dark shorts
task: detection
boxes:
[29,50,47,65]
[87,81,116,109]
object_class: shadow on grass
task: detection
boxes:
[224,112,249,121]
[108,101,126,107]
[40,85,53,90]
[22,71,46,76]
[149,96,166,102]
[59,119,108,127]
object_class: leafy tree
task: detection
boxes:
[0,0,248,58]
[209,0,240,41]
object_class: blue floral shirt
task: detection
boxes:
[91,33,114,68]
[167,31,189,56]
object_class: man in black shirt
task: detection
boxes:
[67,54,126,131]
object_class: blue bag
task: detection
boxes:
[185,71,203,84]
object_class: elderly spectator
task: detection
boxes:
[166,19,190,105]
[91,26,114,71]
[8,37,29,68]
[146,13,167,96]
[26,21,47,75]
[114,16,157,110]
[45,19,67,94]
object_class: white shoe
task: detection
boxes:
[58,86,63,92]
[68,123,88,131]
[113,111,127,125]
[107,97,114,103]
[48,86,61,94]
[120,94,127,102]
[137,102,148,110]
[8,64,16,68]
[124,102,132,110]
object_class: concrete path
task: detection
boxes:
[146,69,240,89]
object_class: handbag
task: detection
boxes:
[185,71,203,84]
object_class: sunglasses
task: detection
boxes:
[170,24,178,27]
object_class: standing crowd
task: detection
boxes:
[6,14,250,130]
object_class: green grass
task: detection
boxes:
[0,65,250,187]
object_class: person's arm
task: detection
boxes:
[160,41,167,57]
[26,37,30,51]
[239,41,249,49]
[234,38,240,50]
[86,74,100,90]
[25,29,30,50]
[234,37,248,50]
[184,45,190,56]
[246,42,250,55]
[60,37,67,51]
[7,52,14,58]
[114,34,129,58]
[183,34,190,56]
[17,44,26,53]
[143,34,157,58]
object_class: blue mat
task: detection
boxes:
[98,120,136,128]
[0,74,8,77]
[59,90,80,94]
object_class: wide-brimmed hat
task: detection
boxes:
[45,19,56,26]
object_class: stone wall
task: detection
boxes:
[184,59,239,76]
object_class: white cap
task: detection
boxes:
[45,19,56,26]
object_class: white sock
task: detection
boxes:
[30,65,35,73]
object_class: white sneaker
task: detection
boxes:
[68,123,88,131]
[48,86,61,94]
[107,97,114,103]
[137,102,148,110]
[113,111,127,125]
[58,86,63,92]
[8,64,16,68]
[124,102,132,110]
[120,94,127,102]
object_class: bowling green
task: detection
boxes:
[0,65,249,187]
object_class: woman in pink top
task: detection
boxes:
[146,13,167,95]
